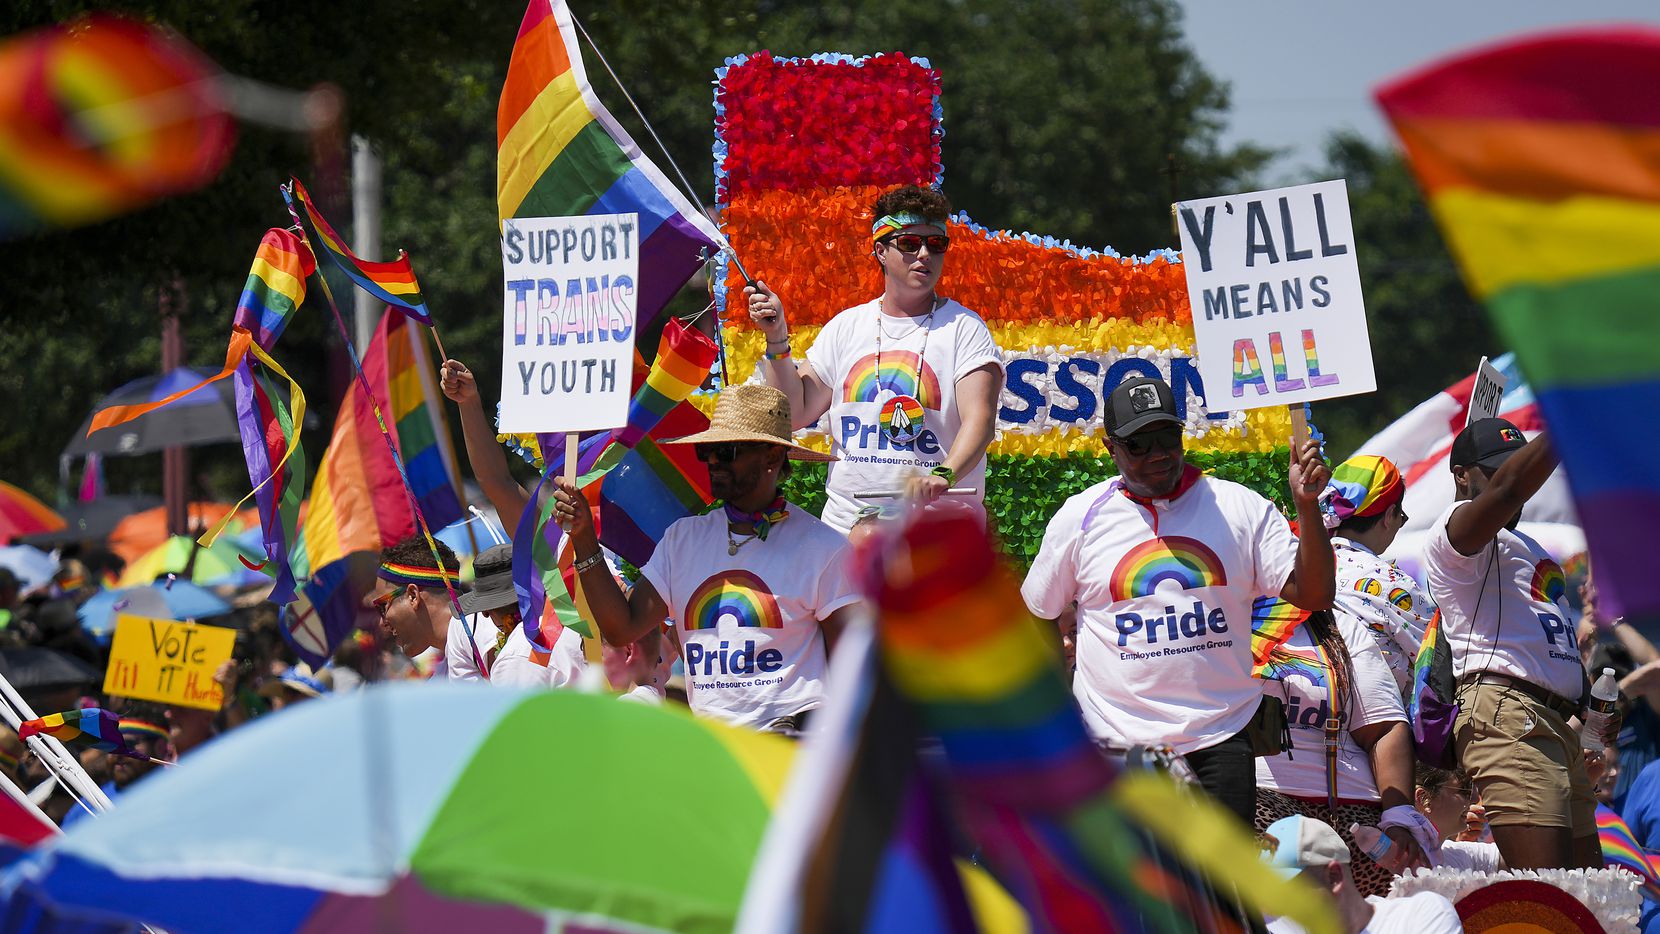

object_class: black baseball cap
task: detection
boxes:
[1105,377,1182,439]
[459,543,517,614]
[1450,417,1528,470]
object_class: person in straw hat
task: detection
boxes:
[554,383,861,734]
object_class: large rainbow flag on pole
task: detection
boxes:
[1376,28,1660,620]
[497,0,722,331]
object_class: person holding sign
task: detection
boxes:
[747,184,1003,534]
[551,384,860,733]
[1424,419,1608,870]
[366,537,493,682]
[1021,376,1334,822]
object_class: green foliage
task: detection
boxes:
[780,449,1291,567]
[1304,131,1497,457]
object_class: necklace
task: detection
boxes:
[727,527,760,556]
[874,295,940,443]
[725,498,788,554]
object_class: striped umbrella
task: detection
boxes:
[0,482,64,542]
[12,684,792,933]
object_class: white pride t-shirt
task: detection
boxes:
[1423,502,1583,701]
[443,613,499,684]
[1256,618,1407,802]
[641,504,859,728]
[1333,537,1435,694]
[491,624,586,689]
[1021,472,1298,753]
[805,298,1003,533]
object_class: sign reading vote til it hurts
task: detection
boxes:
[1177,180,1376,410]
[499,213,640,434]
[103,614,236,710]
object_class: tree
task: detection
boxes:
[1303,131,1498,457]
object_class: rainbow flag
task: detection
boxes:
[284,178,431,326]
[233,228,316,351]
[289,311,464,664]
[19,709,144,760]
[497,0,721,331]
[1597,804,1660,896]
[1250,595,1310,671]
[845,513,1340,934]
[1376,28,1660,620]
[0,16,234,238]
[514,319,715,661]
[233,357,307,605]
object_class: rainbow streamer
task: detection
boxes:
[859,513,1339,934]
[0,16,234,238]
[233,228,316,351]
[231,357,307,605]
[514,319,717,661]
[19,709,144,760]
[1376,28,1660,620]
[497,0,721,331]
[1597,804,1660,895]
[1250,595,1310,670]
[284,179,431,326]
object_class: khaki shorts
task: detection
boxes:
[1454,680,1595,836]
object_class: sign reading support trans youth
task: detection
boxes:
[1177,180,1375,411]
[499,213,639,433]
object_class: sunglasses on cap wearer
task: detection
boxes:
[881,233,950,255]
[1114,426,1183,457]
[694,441,771,464]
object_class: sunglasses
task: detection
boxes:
[882,233,950,255]
[371,588,400,618]
[694,442,768,464]
[1116,426,1183,457]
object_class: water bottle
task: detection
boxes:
[1350,823,1394,863]
[1582,667,1621,751]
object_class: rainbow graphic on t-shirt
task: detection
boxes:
[1354,577,1384,597]
[1387,587,1415,612]
[1108,536,1228,601]
[880,395,926,437]
[685,570,784,631]
[1531,559,1567,606]
[841,351,942,409]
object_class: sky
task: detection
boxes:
[1174,1,1660,180]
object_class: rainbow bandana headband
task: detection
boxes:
[377,561,459,588]
[871,212,945,241]
[1320,455,1404,529]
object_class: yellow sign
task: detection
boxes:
[103,614,236,710]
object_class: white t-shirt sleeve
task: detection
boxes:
[952,312,1004,382]
[1022,495,1087,619]
[444,615,491,683]
[542,625,586,688]
[1424,502,1491,574]
[812,535,862,620]
[803,310,847,390]
[640,522,682,621]
[1364,893,1463,934]
[1252,498,1298,598]
[1343,624,1408,731]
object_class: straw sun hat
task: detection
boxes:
[662,384,835,462]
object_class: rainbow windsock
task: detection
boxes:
[284,178,431,326]
[1376,28,1660,620]
[0,16,234,238]
[1250,595,1310,671]
[19,709,145,760]
[514,319,716,662]
[1597,804,1660,896]
[497,0,721,332]
[231,356,307,605]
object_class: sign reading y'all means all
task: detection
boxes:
[499,213,640,434]
[1177,180,1375,410]
[103,614,236,711]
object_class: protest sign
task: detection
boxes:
[1177,180,1375,412]
[1467,355,1508,425]
[498,213,640,434]
[103,614,235,710]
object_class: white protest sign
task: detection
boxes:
[1466,356,1508,425]
[499,213,640,433]
[1176,180,1375,412]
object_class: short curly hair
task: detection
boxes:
[872,185,951,227]
[380,534,460,579]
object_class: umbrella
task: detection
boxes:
[117,534,267,589]
[77,581,232,643]
[11,685,792,934]
[0,482,64,543]
[0,545,56,591]
[106,502,244,565]
[0,648,99,692]
[64,367,242,458]
[16,494,161,548]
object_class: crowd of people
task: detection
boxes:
[7,181,1655,931]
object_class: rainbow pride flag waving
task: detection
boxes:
[19,709,146,760]
[284,178,431,326]
[1376,29,1660,620]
